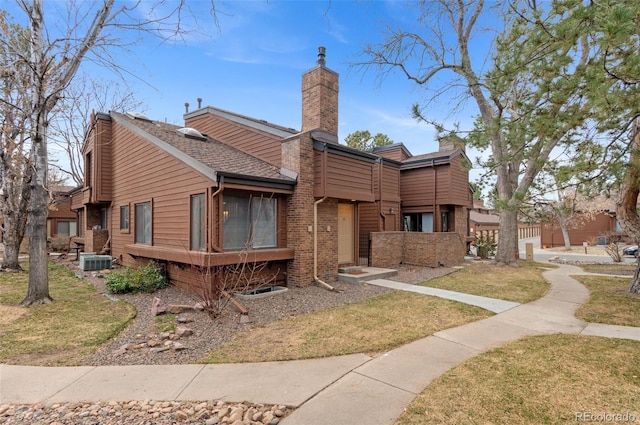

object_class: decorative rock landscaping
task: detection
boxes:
[0,400,290,425]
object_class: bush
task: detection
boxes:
[105,262,168,294]
[475,234,497,259]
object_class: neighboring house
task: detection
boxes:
[71,47,472,292]
[469,200,540,246]
[0,186,76,251]
[540,211,625,247]
[47,186,77,240]
[469,201,500,241]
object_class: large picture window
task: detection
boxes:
[191,194,206,251]
[223,194,277,250]
[135,202,151,244]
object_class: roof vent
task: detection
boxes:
[176,127,207,141]
[126,111,151,121]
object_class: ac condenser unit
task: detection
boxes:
[80,255,113,271]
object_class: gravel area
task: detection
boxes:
[72,262,456,367]
[0,261,458,424]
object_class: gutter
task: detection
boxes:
[314,197,341,292]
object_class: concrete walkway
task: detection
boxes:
[2,263,640,425]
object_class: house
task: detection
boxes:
[0,185,76,251]
[71,47,472,292]
[541,210,626,248]
[47,186,77,241]
[469,200,500,242]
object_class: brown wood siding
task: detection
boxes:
[400,167,435,207]
[540,213,618,247]
[314,151,375,201]
[185,114,282,167]
[109,121,213,261]
[358,202,380,260]
[447,157,472,206]
[376,146,411,161]
[95,119,113,202]
[435,164,451,204]
[381,164,401,202]
[373,163,380,199]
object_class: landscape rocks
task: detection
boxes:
[112,326,195,356]
[0,400,290,425]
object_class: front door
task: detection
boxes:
[338,203,355,264]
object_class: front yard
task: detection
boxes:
[1,259,639,424]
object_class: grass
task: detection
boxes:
[579,263,637,275]
[396,335,640,425]
[200,262,551,364]
[201,291,493,364]
[156,313,177,332]
[420,261,552,303]
[574,275,640,327]
[0,262,136,365]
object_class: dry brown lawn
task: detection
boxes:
[396,335,640,424]
[0,263,136,365]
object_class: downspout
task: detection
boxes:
[314,197,340,292]
[211,178,224,252]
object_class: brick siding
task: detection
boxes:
[370,231,466,268]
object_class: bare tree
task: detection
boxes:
[1,11,31,272]
[5,0,218,306]
[49,73,145,187]
[357,0,605,265]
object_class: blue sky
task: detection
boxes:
[4,0,500,182]
[113,1,465,154]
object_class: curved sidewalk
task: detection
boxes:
[2,263,640,425]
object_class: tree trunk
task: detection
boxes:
[494,209,519,265]
[21,123,52,306]
[21,0,52,306]
[557,215,572,251]
[615,120,640,294]
[1,218,24,272]
[1,165,31,272]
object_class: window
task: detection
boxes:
[135,202,151,244]
[441,211,450,232]
[85,152,92,187]
[223,194,277,250]
[190,194,206,251]
[120,205,129,231]
[402,213,433,232]
[99,208,108,230]
[56,221,77,237]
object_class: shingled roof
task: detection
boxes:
[112,112,295,188]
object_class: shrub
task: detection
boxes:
[105,262,168,294]
[475,234,497,259]
[48,236,70,252]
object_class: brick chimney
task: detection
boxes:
[438,134,466,152]
[301,47,339,135]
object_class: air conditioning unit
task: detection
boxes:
[80,255,113,271]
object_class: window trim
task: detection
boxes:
[134,201,152,245]
[190,193,206,251]
[120,204,130,233]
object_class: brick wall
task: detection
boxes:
[370,231,466,268]
[85,229,109,253]
[316,199,338,282]
[282,133,315,286]
[301,61,338,134]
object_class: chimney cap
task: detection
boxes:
[317,46,326,67]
